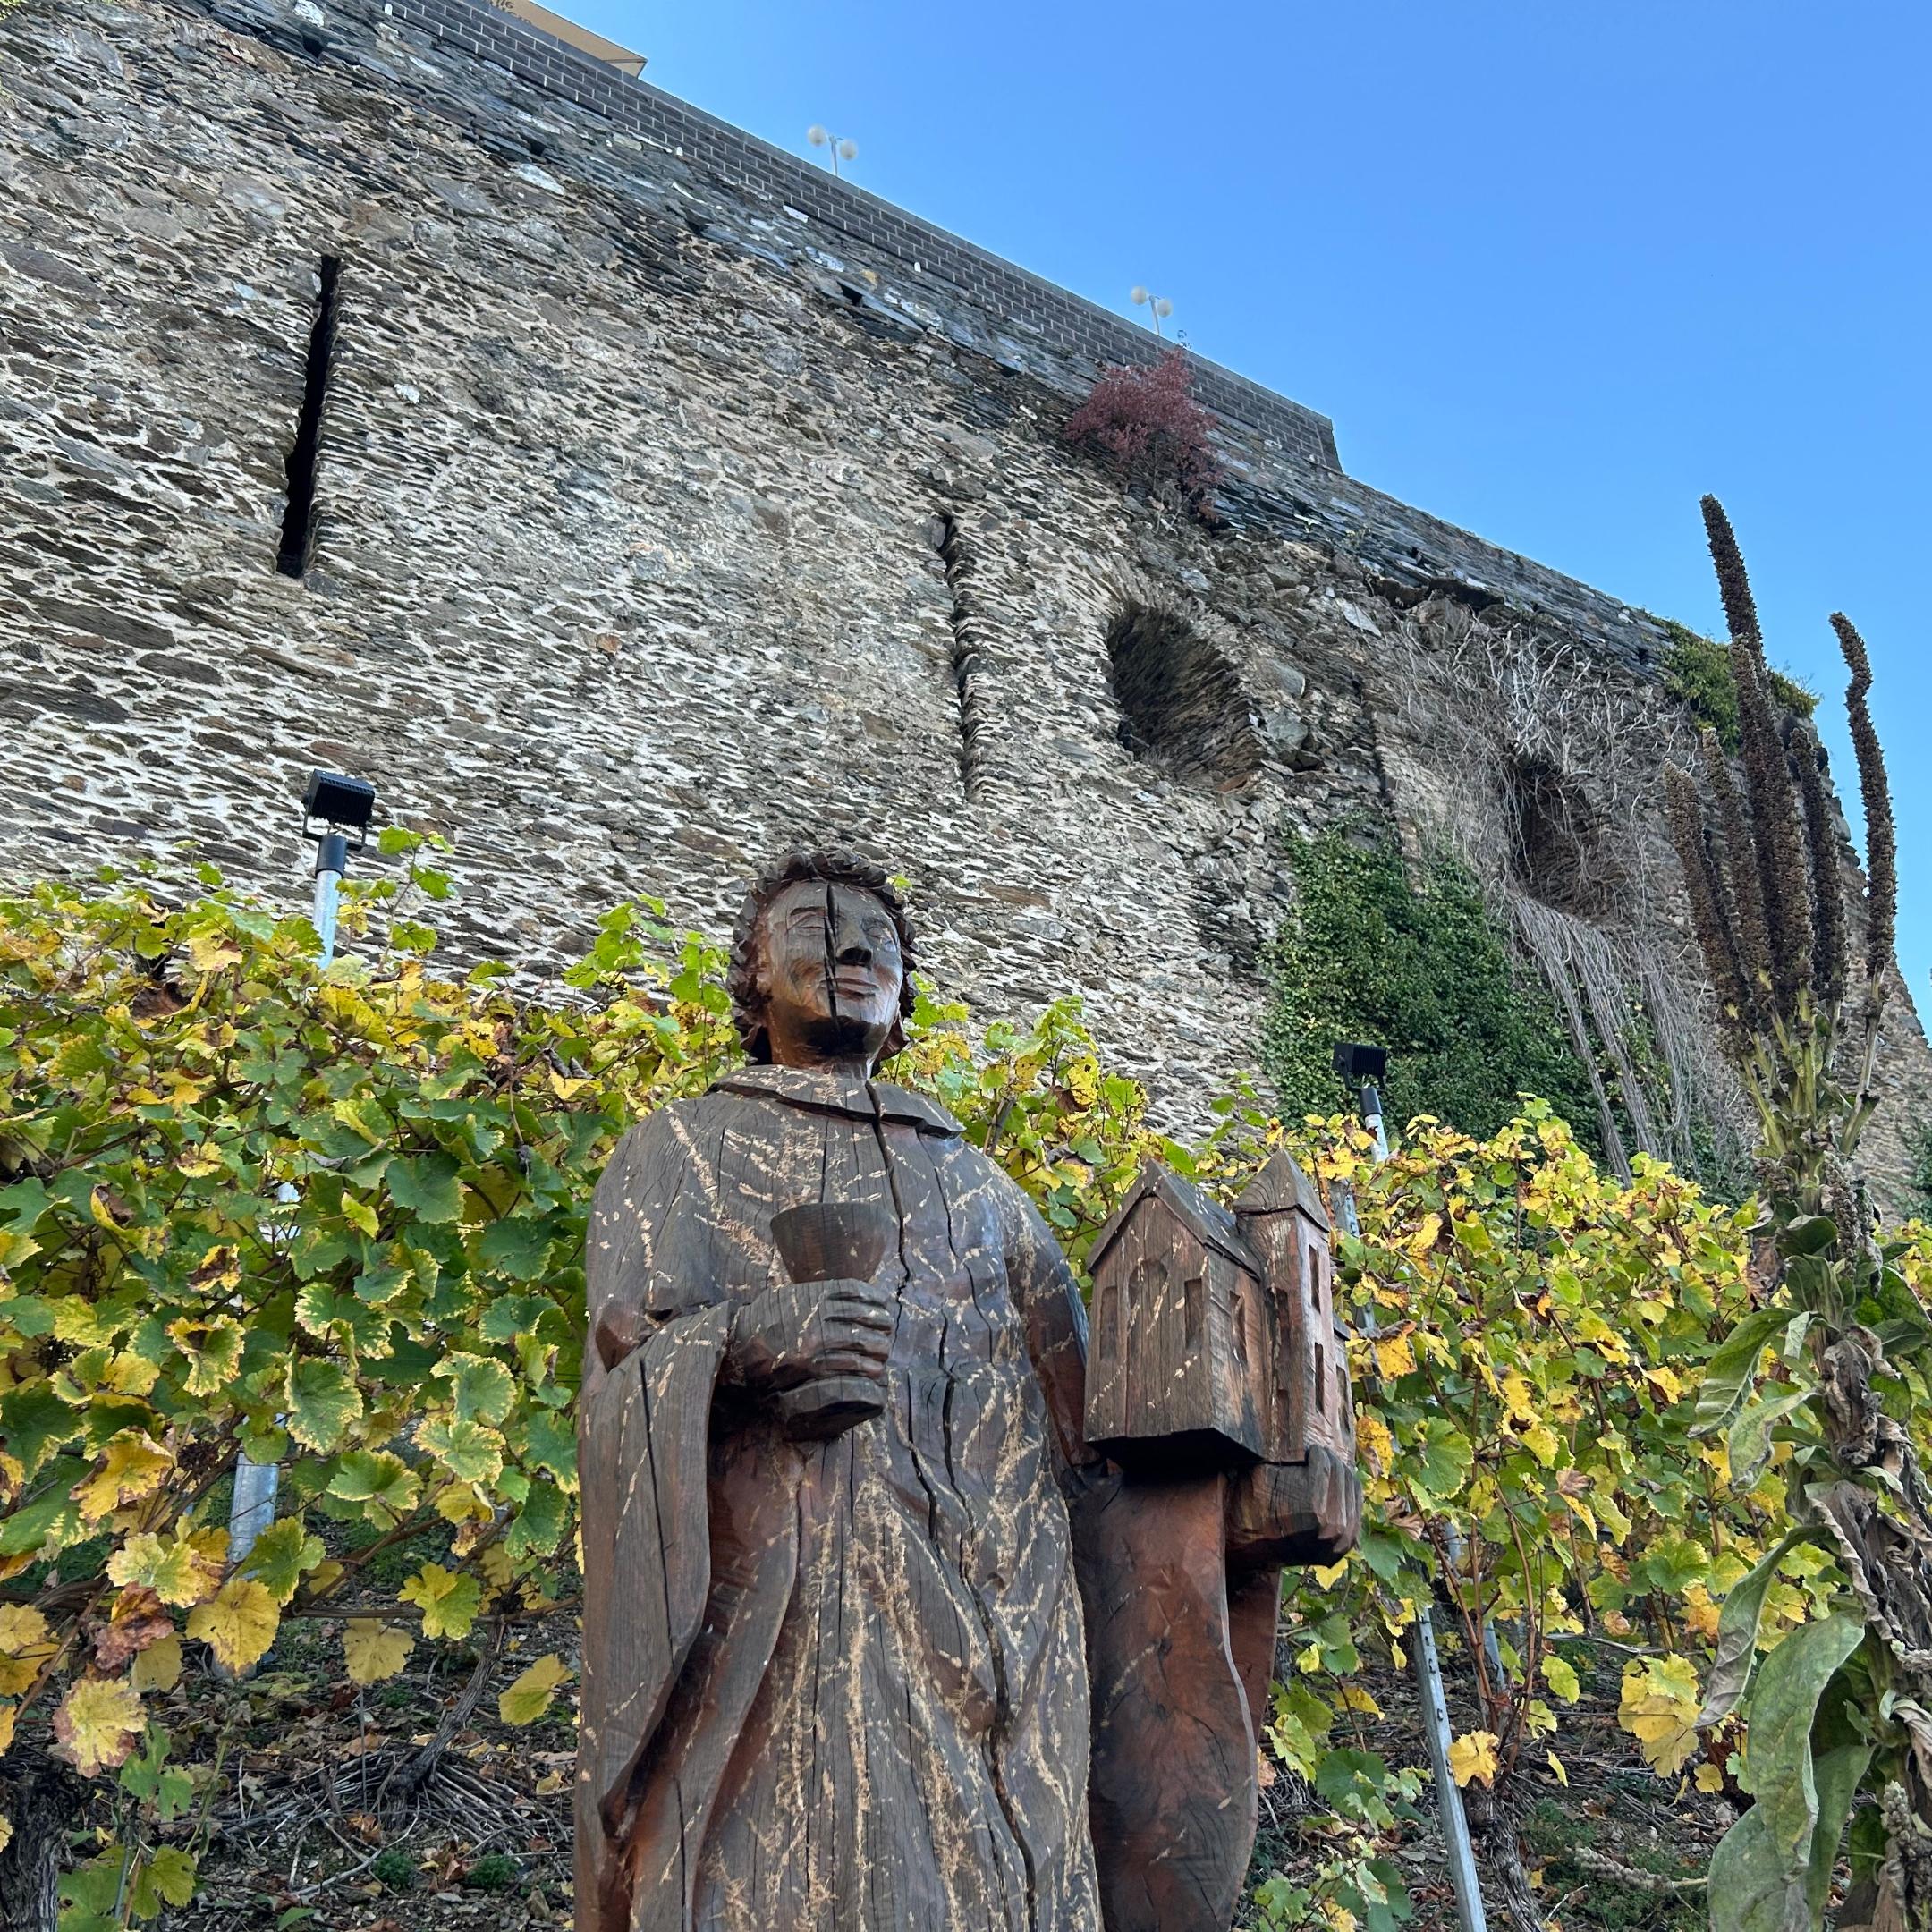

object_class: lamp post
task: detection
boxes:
[227,770,379,1574]
[1130,286,1174,337]
[807,125,858,178]
[1331,1041,1488,1932]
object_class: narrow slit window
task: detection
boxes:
[277,255,342,579]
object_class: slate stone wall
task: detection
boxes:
[2,0,1926,1188]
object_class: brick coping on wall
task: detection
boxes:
[359,0,1343,472]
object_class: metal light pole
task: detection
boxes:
[1332,1043,1488,1932]
[807,124,858,178]
[227,770,377,1572]
[1130,285,1174,337]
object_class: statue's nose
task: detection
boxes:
[835,929,875,966]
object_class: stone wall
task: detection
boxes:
[2,0,1926,1191]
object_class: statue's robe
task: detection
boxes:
[576,1065,1104,1932]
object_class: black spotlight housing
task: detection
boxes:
[301,769,377,880]
[1332,1042,1388,1084]
[302,769,377,843]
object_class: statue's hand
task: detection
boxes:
[727,1279,895,1393]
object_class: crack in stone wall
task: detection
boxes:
[928,515,989,805]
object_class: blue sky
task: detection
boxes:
[569,0,1928,997]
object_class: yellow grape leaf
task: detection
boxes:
[1355,1411,1395,1475]
[303,1560,346,1602]
[108,1531,224,1608]
[399,1564,482,1640]
[1546,1750,1568,1788]
[1574,1312,1631,1366]
[52,1676,145,1775]
[131,1635,182,1694]
[188,1525,230,1567]
[1372,1333,1415,1380]
[1521,1422,1563,1468]
[0,1702,14,1754]
[1446,1730,1500,1788]
[479,1542,514,1599]
[343,1618,414,1685]
[1618,1657,1702,1776]
[184,928,242,973]
[1682,1583,1722,1642]
[1695,1763,1725,1793]
[1644,1365,1684,1402]
[103,1352,160,1398]
[1500,1373,1538,1426]
[432,1482,495,1529]
[0,1605,52,1655]
[498,1653,572,1725]
[1337,1684,1382,1716]
[0,1606,55,1696]
[186,1579,279,1673]
[1541,1655,1581,1703]
[0,1813,11,1856]
[72,1433,174,1523]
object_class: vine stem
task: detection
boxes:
[381,1617,505,1802]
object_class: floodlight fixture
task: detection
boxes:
[1333,1041,1391,1159]
[301,769,377,860]
[1131,287,1175,336]
[1332,1042,1388,1084]
[298,768,377,967]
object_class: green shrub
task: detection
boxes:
[1653,615,1817,750]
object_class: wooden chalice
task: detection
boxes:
[767,1199,896,1439]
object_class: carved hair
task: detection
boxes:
[727,849,919,1063]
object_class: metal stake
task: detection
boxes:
[1334,1046,1488,1932]
[227,782,371,1572]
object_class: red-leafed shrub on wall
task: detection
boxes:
[1063,348,1223,521]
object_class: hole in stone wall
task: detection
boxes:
[1504,752,1624,916]
[1104,603,1261,788]
[929,514,988,802]
[276,255,342,580]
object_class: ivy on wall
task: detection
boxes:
[1261,829,1602,1146]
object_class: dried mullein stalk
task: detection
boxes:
[1786,717,1848,1006]
[1698,725,1770,1026]
[1832,612,1897,988]
[1665,763,1754,1058]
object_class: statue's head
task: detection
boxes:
[727,849,918,1072]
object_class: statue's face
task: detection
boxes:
[757,879,904,1071]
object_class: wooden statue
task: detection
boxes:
[576,849,1360,1932]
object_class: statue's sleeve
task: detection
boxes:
[575,1113,733,1872]
[996,1172,1099,1481]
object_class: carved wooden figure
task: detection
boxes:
[576,847,1362,1932]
